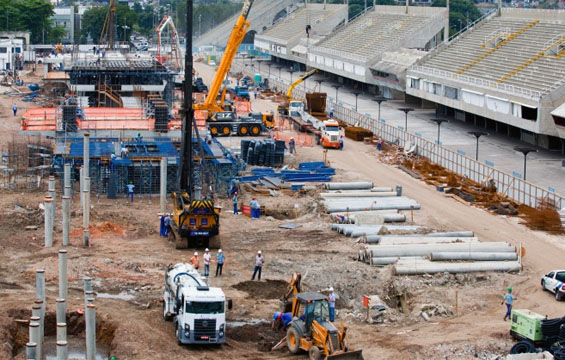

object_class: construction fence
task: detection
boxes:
[232,62,565,209]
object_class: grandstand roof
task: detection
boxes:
[412,8,565,97]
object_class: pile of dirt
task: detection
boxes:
[233,279,288,300]
[228,322,282,352]
[71,222,127,238]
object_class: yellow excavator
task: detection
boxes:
[282,272,302,313]
[273,292,364,360]
[278,68,318,116]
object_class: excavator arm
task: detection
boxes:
[286,69,318,99]
[194,0,256,113]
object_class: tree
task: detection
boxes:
[0,0,56,43]
[432,0,481,33]
[48,25,67,43]
[81,6,107,44]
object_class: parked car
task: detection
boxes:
[541,270,565,300]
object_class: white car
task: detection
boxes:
[541,270,565,301]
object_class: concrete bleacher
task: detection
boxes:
[422,11,565,93]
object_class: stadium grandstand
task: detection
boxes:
[255,5,448,98]
[195,0,300,48]
[406,8,565,149]
[254,3,348,65]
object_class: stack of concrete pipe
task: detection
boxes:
[357,236,520,275]
[330,210,407,224]
[331,224,423,237]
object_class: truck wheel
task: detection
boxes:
[308,346,321,360]
[210,126,219,136]
[238,125,249,136]
[556,290,562,301]
[250,125,261,136]
[222,126,231,135]
[177,324,183,346]
[286,327,301,354]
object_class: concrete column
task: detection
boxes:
[160,157,167,214]
[444,0,450,43]
[63,163,71,197]
[28,320,40,360]
[57,322,67,342]
[83,177,90,247]
[84,132,90,178]
[498,0,502,16]
[44,197,53,247]
[58,250,68,301]
[80,166,84,211]
[83,277,92,293]
[85,290,95,308]
[35,270,45,303]
[62,196,70,246]
[85,304,96,360]
[49,176,56,222]
[56,299,66,325]
[35,269,45,360]
[56,340,68,360]
[25,342,37,360]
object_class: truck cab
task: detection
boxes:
[289,101,304,117]
[248,112,275,129]
[320,120,341,149]
[163,263,231,345]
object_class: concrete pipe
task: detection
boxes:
[84,290,95,307]
[394,260,521,275]
[376,237,479,245]
[58,250,68,300]
[368,242,515,258]
[79,167,84,211]
[57,340,68,360]
[325,182,373,190]
[25,342,37,360]
[57,322,67,342]
[49,176,56,222]
[326,202,421,213]
[44,197,53,247]
[430,252,518,261]
[56,299,66,325]
[83,277,92,293]
[83,133,90,178]
[63,163,71,197]
[370,256,427,266]
[85,304,96,360]
[62,196,70,246]
[347,226,423,238]
[28,321,40,360]
[371,187,394,192]
[160,157,167,214]
[365,231,474,243]
[321,191,398,198]
[354,213,405,224]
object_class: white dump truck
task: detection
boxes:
[163,263,231,345]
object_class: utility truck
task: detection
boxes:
[163,263,232,345]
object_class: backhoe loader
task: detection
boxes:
[273,292,364,360]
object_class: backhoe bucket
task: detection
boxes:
[327,350,364,360]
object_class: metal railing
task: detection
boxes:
[233,61,564,210]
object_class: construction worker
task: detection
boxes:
[377,138,383,151]
[159,215,166,237]
[250,196,260,219]
[215,249,225,276]
[136,133,143,143]
[203,248,211,277]
[339,135,344,150]
[328,287,336,321]
[163,214,170,237]
[251,250,264,280]
[126,181,135,202]
[12,104,17,116]
[502,287,516,321]
[254,87,258,99]
[233,192,239,215]
[289,137,296,155]
[330,107,334,119]
[272,311,292,329]
[190,252,199,270]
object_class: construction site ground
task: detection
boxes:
[0,65,564,359]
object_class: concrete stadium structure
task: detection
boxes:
[255,5,448,98]
[407,8,565,149]
[195,0,301,48]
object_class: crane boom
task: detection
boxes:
[286,69,318,99]
[194,0,255,113]
[156,15,183,72]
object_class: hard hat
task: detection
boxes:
[508,287,512,292]
[205,248,209,252]
[291,137,294,140]
[329,287,334,292]
[194,252,198,256]
[258,250,262,254]
[218,249,223,253]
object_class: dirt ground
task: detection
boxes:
[0,63,564,360]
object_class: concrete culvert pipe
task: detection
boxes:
[325,182,373,190]
[393,260,521,275]
[321,191,398,198]
[368,242,515,258]
[365,231,474,243]
[430,252,518,261]
[369,256,427,266]
[377,237,479,245]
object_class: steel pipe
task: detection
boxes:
[368,242,515,258]
[58,250,68,300]
[430,252,518,261]
[83,132,90,178]
[325,182,373,190]
[56,299,66,325]
[160,157,167,214]
[83,277,92,292]
[29,320,40,360]
[321,191,398,198]
[57,340,68,360]
[375,237,479,245]
[83,177,90,247]
[85,304,96,360]
[394,260,521,275]
[62,196,70,246]
[44,197,53,247]
[49,175,56,222]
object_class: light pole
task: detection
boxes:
[332,85,342,103]
[199,14,202,37]
[373,95,387,124]
[514,146,537,181]
[289,69,295,84]
[315,79,324,93]
[468,131,488,161]
[431,118,448,144]
[352,91,362,112]
[398,107,414,131]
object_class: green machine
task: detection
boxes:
[510,309,545,344]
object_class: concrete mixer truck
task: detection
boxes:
[163,263,232,345]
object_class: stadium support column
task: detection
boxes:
[444,0,450,43]
[498,0,502,15]
[405,0,409,14]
